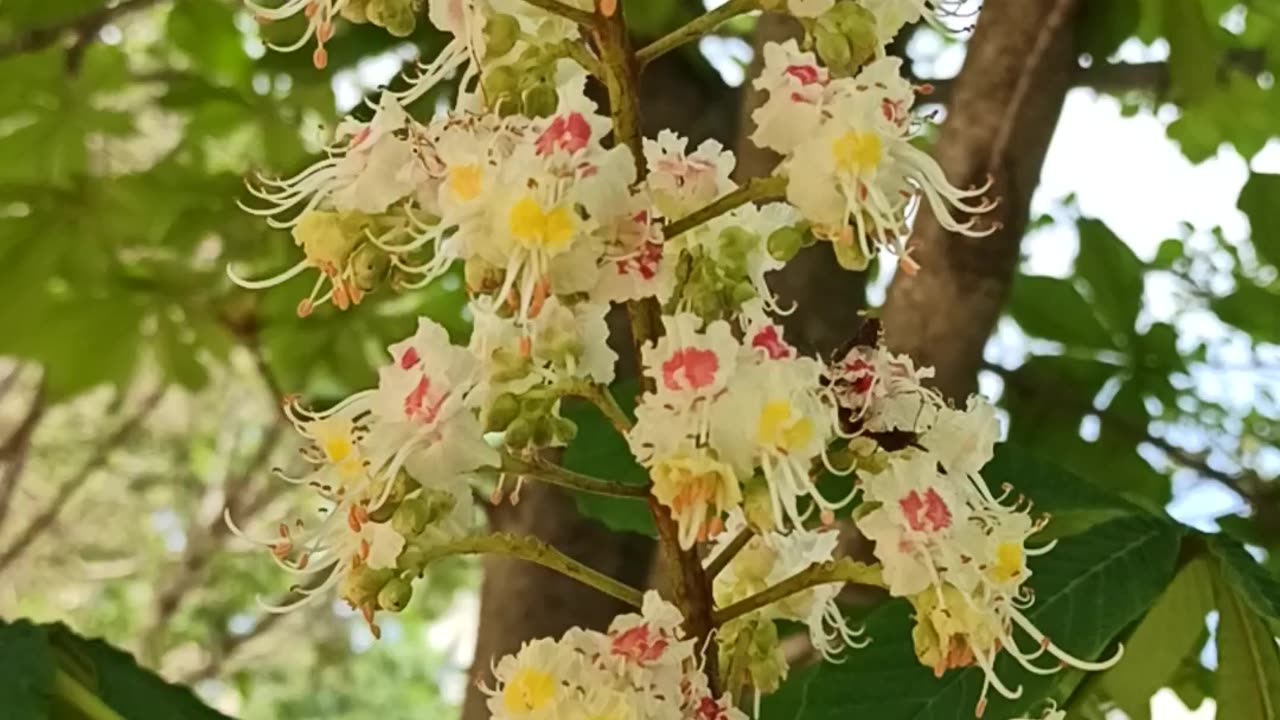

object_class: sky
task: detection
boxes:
[317,5,1280,717]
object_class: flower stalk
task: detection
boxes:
[637,0,761,66]
[664,175,788,239]
[713,559,885,626]
[500,453,650,497]
[407,532,645,608]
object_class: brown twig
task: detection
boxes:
[0,0,165,61]
[0,386,164,573]
[0,379,46,536]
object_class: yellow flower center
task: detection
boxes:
[508,196,576,252]
[322,435,352,464]
[756,400,814,452]
[989,542,1024,583]
[447,164,483,202]
[502,668,556,714]
[831,131,882,175]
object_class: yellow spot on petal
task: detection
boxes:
[509,196,576,252]
[989,542,1024,583]
[757,401,814,451]
[832,131,882,175]
[502,668,556,714]
[447,164,483,203]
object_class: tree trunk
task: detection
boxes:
[459,48,739,720]
[882,0,1083,401]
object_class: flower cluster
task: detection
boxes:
[831,336,1121,716]
[486,592,746,720]
[707,512,864,714]
[222,1,1108,718]
[226,319,498,635]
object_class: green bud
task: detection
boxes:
[377,577,414,612]
[730,281,757,305]
[340,0,371,23]
[491,347,530,383]
[551,416,578,444]
[719,226,756,254]
[505,416,534,448]
[832,237,871,271]
[339,564,395,610]
[350,243,390,292]
[486,393,521,432]
[814,24,853,74]
[522,83,559,118]
[741,476,776,533]
[368,472,418,522]
[420,488,457,524]
[391,498,431,536]
[483,65,520,96]
[531,416,555,447]
[767,226,805,262]
[382,7,417,37]
[484,13,520,59]
[396,544,428,574]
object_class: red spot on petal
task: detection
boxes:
[785,64,821,86]
[661,347,720,392]
[900,489,952,532]
[751,325,793,359]
[399,347,419,369]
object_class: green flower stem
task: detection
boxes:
[664,175,788,239]
[501,453,650,498]
[412,533,645,608]
[713,559,885,626]
[54,668,125,720]
[704,526,756,579]
[636,0,761,66]
[517,0,598,26]
[563,380,634,434]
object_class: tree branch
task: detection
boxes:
[713,558,884,626]
[0,379,45,536]
[704,526,754,580]
[500,453,651,498]
[0,0,164,61]
[663,175,788,239]
[518,0,598,27]
[636,0,759,67]
[0,387,164,573]
[403,532,645,608]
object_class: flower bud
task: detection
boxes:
[833,236,871,271]
[391,498,431,535]
[522,82,559,119]
[340,0,371,23]
[483,65,520,96]
[730,280,757,305]
[377,577,414,612]
[505,416,534,448]
[340,564,395,610]
[369,471,419,522]
[741,476,776,533]
[551,416,578,443]
[485,393,521,432]
[813,24,853,74]
[531,416,556,447]
[350,243,390,292]
[484,13,520,59]
[767,226,805,262]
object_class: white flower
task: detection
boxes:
[750,41,828,156]
[644,130,736,220]
[709,353,838,530]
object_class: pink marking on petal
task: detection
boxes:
[399,347,420,369]
[661,347,719,392]
[751,325,794,359]
[610,625,668,665]
[785,64,820,86]
[900,489,952,532]
[535,112,592,156]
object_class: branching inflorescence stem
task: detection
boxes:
[408,532,645,608]
[637,0,761,67]
[713,559,885,626]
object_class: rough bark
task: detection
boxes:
[882,0,1083,401]
[459,49,739,720]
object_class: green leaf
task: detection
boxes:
[0,620,55,720]
[1077,0,1141,59]
[0,620,230,720]
[1165,0,1222,102]
[167,0,253,87]
[1076,219,1144,341]
[983,445,1139,541]
[561,382,655,537]
[1214,569,1280,719]
[760,515,1183,720]
[1209,535,1280,634]
[1008,275,1116,348]
[1239,172,1280,269]
[1212,283,1280,344]
[1096,557,1215,717]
